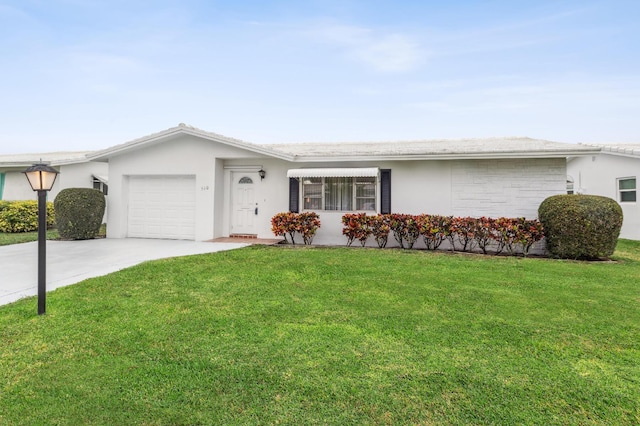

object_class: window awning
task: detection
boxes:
[92,174,108,184]
[287,167,379,178]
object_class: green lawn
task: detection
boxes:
[0,225,106,246]
[1,241,639,425]
[0,229,60,246]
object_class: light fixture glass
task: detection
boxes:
[23,163,59,191]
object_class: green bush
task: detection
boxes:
[0,200,55,233]
[54,188,105,240]
[538,194,623,260]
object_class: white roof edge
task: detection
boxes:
[92,174,108,184]
[289,150,601,162]
[287,167,379,178]
[87,124,294,162]
[0,152,95,168]
[579,143,640,158]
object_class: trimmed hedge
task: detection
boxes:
[54,188,106,240]
[342,213,545,257]
[538,194,622,260]
[0,200,55,233]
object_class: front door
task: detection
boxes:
[231,172,259,235]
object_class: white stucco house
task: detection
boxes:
[0,152,108,201]
[88,123,598,245]
[567,144,639,240]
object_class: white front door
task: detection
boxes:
[231,172,259,235]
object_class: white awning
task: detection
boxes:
[287,167,379,178]
[92,175,108,184]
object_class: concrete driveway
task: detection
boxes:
[0,238,248,307]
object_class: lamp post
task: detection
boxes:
[23,163,59,315]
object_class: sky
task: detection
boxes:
[1,0,639,154]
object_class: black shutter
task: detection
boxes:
[380,169,391,214]
[289,178,299,213]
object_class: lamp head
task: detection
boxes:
[23,163,59,191]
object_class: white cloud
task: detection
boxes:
[306,23,425,73]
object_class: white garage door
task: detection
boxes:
[128,176,196,240]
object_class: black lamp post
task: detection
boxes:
[23,163,59,315]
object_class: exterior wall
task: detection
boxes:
[105,135,271,241]
[103,134,570,245]
[289,158,565,246]
[0,162,107,201]
[0,170,35,200]
[52,162,108,200]
[222,157,297,239]
[451,158,565,218]
[567,154,639,240]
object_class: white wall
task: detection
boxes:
[0,162,107,201]
[106,135,273,241]
[285,158,565,246]
[567,154,639,240]
[451,158,565,218]
[1,171,35,200]
[52,162,108,200]
[104,134,571,245]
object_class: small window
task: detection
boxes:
[92,178,108,195]
[566,176,574,195]
[238,176,253,184]
[618,177,636,202]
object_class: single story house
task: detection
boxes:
[0,152,108,201]
[88,123,599,246]
[567,144,639,240]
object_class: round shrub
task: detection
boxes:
[54,188,105,240]
[538,194,623,260]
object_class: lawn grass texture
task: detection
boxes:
[0,225,106,246]
[0,229,59,246]
[1,241,639,425]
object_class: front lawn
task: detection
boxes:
[1,241,639,424]
[0,224,106,246]
[0,229,59,246]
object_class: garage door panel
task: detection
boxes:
[127,176,196,240]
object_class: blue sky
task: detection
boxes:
[1,0,639,153]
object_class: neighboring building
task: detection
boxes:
[88,123,598,245]
[0,152,108,202]
[567,144,640,240]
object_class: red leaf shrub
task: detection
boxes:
[271,212,298,244]
[368,214,390,248]
[342,213,371,246]
[389,214,420,249]
[271,212,321,245]
[417,214,450,250]
[339,212,544,256]
[298,212,321,245]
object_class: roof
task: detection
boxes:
[266,136,599,161]
[88,123,291,162]
[0,151,94,168]
[578,143,640,158]
[89,124,600,163]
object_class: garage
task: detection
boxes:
[127,175,196,240]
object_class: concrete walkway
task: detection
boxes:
[0,239,249,307]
